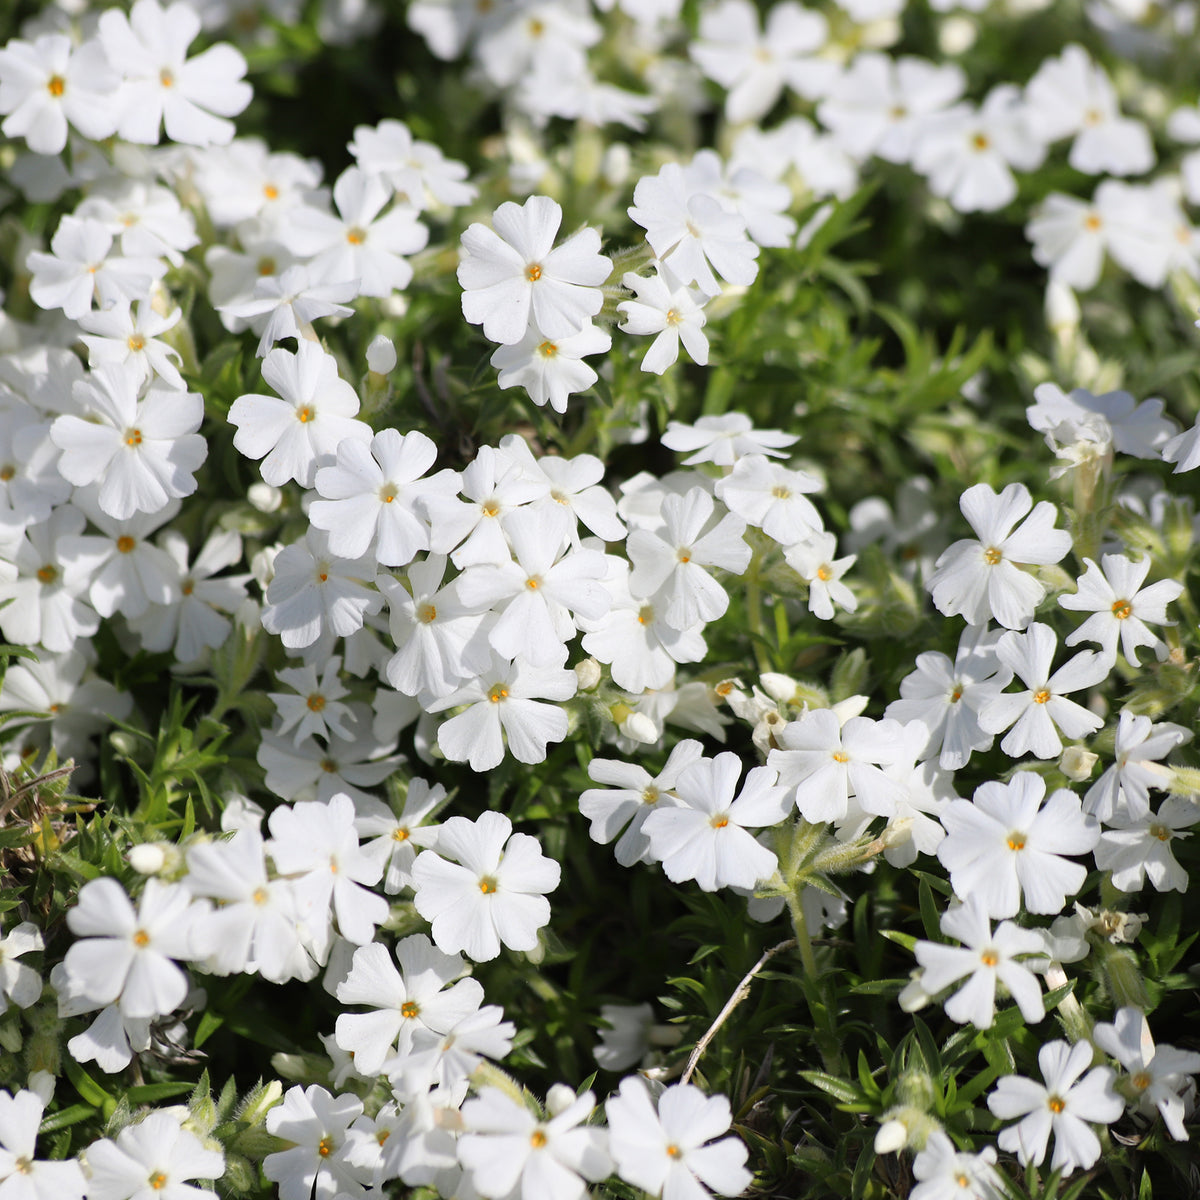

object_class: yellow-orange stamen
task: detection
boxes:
[47,75,65,97]
[525,263,543,282]
[1033,689,1051,704]
[1111,599,1132,620]
[306,694,326,712]
[117,535,136,554]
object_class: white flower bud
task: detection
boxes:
[1045,279,1080,334]
[247,482,283,513]
[128,843,167,875]
[366,333,397,375]
[620,712,659,744]
[28,1070,54,1106]
[938,15,976,55]
[759,672,799,704]
[830,694,870,724]
[574,658,602,691]
[1059,745,1098,782]
[874,1119,907,1155]
[545,1083,577,1117]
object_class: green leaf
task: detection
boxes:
[65,1060,113,1109]
[800,1071,861,1104]
[126,1083,195,1104]
[195,1009,225,1049]
[38,1104,96,1135]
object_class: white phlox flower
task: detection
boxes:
[310,428,457,566]
[937,771,1099,918]
[97,0,252,146]
[269,656,355,743]
[580,738,704,866]
[266,792,388,949]
[219,265,357,358]
[1083,709,1190,822]
[1059,554,1182,663]
[626,486,750,630]
[909,1130,1002,1200]
[62,876,206,1019]
[85,1109,224,1200]
[1023,45,1154,176]
[978,622,1109,760]
[660,414,798,467]
[264,1084,370,1200]
[988,1039,1124,1174]
[618,263,709,375]
[457,1084,613,1200]
[1093,1006,1200,1140]
[1094,797,1195,894]
[50,363,206,521]
[490,321,611,413]
[1163,413,1200,473]
[928,482,1072,629]
[642,752,791,891]
[605,1076,752,1200]
[353,776,445,893]
[193,138,323,230]
[228,340,371,488]
[458,195,611,346]
[912,893,1047,1029]
[455,504,610,667]
[184,828,315,983]
[1027,383,1176,460]
[0,33,119,156]
[348,117,477,209]
[0,920,44,1015]
[0,1087,87,1200]
[335,934,484,1076]
[282,165,430,296]
[768,707,909,824]
[845,475,942,576]
[714,454,823,546]
[430,650,576,771]
[77,299,186,390]
[522,447,626,544]
[628,162,759,297]
[387,1003,515,1096]
[886,625,1013,769]
[260,529,382,650]
[689,0,834,124]
[784,530,857,620]
[411,810,560,962]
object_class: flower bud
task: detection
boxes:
[366,333,397,375]
[1059,745,1098,782]
[247,482,282,513]
[545,1083,577,1117]
[128,843,167,875]
[574,658,601,691]
[874,1119,907,1155]
[620,712,659,745]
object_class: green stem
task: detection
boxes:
[745,544,771,675]
[784,886,819,979]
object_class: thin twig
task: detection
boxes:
[680,938,796,1085]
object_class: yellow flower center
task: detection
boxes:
[971,132,990,151]
[128,333,146,352]
[252,887,269,905]
[530,1129,547,1148]
[950,686,963,703]
[1085,212,1103,232]
[771,485,791,499]
[488,684,509,703]
[264,184,279,200]
[537,340,557,358]
[1033,689,1051,704]
[481,500,500,517]
[182,579,195,595]
[816,565,832,581]
[320,757,337,773]
[525,263,543,282]
[379,484,398,504]
[1047,1095,1065,1114]
[400,1000,420,1018]
[317,1136,334,1157]
[666,1144,682,1158]
[1007,833,1026,851]
[1111,599,1132,620]
[832,751,849,763]
[665,308,681,325]
[1149,823,1171,842]
[418,603,437,623]
[306,693,326,712]
[677,549,692,563]
[258,256,277,276]
[149,1171,168,1189]
[637,604,654,625]
[642,786,659,804]
[1131,1071,1152,1091]
[0,464,13,481]
[37,564,57,584]
[159,68,174,87]
[525,576,541,590]
[393,826,410,842]
[980,950,999,967]
[479,876,498,894]
[983,546,1002,565]
[346,226,367,245]
[117,536,136,554]
[133,929,150,947]
[710,815,729,829]
[47,75,65,97]
[296,405,315,423]
[125,428,143,446]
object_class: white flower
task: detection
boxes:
[490,321,611,412]
[642,753,790,891]
[219,265,356,358]
[768,708,909,824]
[690,0,834,124]
[0,921,43,1015]
[580,739,703,867]
[617,265,709,375]
[51,364,206,521]
[988,1039,1123,1174]
[1163,414,1200,473]
[627,487,750,630]
[263,1085,368,1200]
[85,1109,224,1200]
[62,877,204,1019]
[605,1076,751,1200]
[886,626,1013,769]
[348,117,476,209]
[978,622,1108,760]
[1027,383,1176,460]
[912,893,1047,1029]
[411,810,559,962]
[335,934,483,1075]
[1059,554,1182,663]
[0,33,118,156]
[98,0,251,146]
[458,1086,612,1200]
[260,530,382,651]
[910,1130,1002,1200]
[628,163,759,297]
[269,656,355,743]
[660,413,797,467]
[1093,1007,1200,1140]
[458,195,611,346]
[927,482,1072,629]
[784,531,857,620]
[282,166,429,296]
[937,772,1099,918]
[715,454,822,546]
[77,300,186,390]
[1084,710,1190,822]
[1094,797,1195,894]
[430,652,577,771]
[0,1088,86,1200]
[353,776,445,894]
[228,341,371,488]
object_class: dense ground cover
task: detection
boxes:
[1,0,1199,1198]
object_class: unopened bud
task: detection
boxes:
[759,673,799,704]
[574,658,601,691]
[128,843,167,875]
[1060,745,1098,783]
[366,333,397,375]
[247,482,282,513]
[874,1119,907,1155]
[1045,279,1080,334]
[938,14,976,55]
[620,712,659,745]
[545,1083,577,1117]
